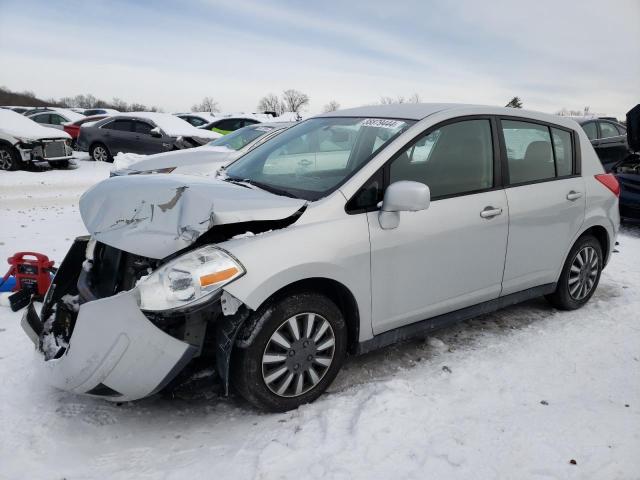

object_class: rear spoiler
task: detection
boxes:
[627,104,640,152]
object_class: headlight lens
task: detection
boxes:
[136,246,244,311]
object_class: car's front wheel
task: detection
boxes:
[90,142,112,162]
[232,292,347,411]
[0,144,22,171]
[546,234,603,310]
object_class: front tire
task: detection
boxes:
[231,292,347,412]
[0,144,22,171]
[90,142,112,162]
[546,234,603,310]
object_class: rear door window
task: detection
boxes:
[103,120,133,131]
[581,122,597,140]
[31,113,50,124]
[599,121,620,139]
[551,128,573,177]
[49,114,65,125]
[502,120,555,184]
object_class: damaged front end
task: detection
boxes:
[22,175,307,401]
[22,236,253,401]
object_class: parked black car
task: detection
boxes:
[575,116,629,172]
[612,105,640,222]
[76,113,220,162]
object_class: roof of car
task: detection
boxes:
[317,103,591,131]
[318,103,474,120]
[568,115,622,125]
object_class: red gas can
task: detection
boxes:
[5,252,55,297]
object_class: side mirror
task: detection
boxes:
[379,181,430,230]
[150,127,162,138]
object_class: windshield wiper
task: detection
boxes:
[224,177,299,199]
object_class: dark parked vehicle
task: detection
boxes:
[63,115,108,148]
[200,116,261,135]
[612,105,640,222]
[575,116,629,172]
[76,113,220,162]
[83,108,119,116]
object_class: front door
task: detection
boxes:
[133,121,168,154]
[368,118,509,334]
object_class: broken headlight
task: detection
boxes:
[136,246,245,312]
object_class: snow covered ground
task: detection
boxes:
[0,160,639,480]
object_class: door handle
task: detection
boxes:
[298,159,312,167]
[566,191,583,201]
[480,206,502,218]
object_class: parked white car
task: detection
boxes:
[26,108,85,130]
[0,109,73,170]
[111,122,293,176]
[22,104,619,411]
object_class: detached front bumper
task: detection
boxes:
[20,238,199,402]
[22,291,197,401]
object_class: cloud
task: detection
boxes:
[0,0,637,117]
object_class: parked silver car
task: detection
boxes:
[22,104,619,411]
[111,122,293,177]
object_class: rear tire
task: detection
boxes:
[90,142,112,162]
[231,292,347,412]
[545,234,603,310]
[0,144,22,171]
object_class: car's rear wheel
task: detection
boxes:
[231,292,347,411]
[546,234,603,310]
[0,144,22,171]
[90,143,112,162]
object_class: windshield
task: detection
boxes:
[207,125,274,151]
[225,117,414,200]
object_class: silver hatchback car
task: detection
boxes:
[22,104,620,411]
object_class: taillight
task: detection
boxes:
[595,174,620,197]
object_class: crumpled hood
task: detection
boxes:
[127,146,237,173]
[79,174,306,259]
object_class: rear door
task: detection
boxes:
[595,121,628,171]
[101,119,134,153]
[499,118,585,295]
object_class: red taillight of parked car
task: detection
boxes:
[595,174,620,197]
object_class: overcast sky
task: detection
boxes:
[0,0,638,117]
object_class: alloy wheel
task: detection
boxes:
[262,312,336,398]
[92,146,107,162]
[0,149,13,170]
[568,246,599,300]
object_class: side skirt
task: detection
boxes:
[356,283,557,355]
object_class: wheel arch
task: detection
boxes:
[581,225,610,265]
[244,277,361,355]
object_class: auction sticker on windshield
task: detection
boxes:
[360,118,406,129]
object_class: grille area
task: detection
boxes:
[44,141,66,159]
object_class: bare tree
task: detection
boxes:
[282,89,309,113]
[505,96,523,108]
[323,100,340,112]
[380,94,420,105]
[258,93,284,115]
[191,96,220,113]
[556,106,591,117]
